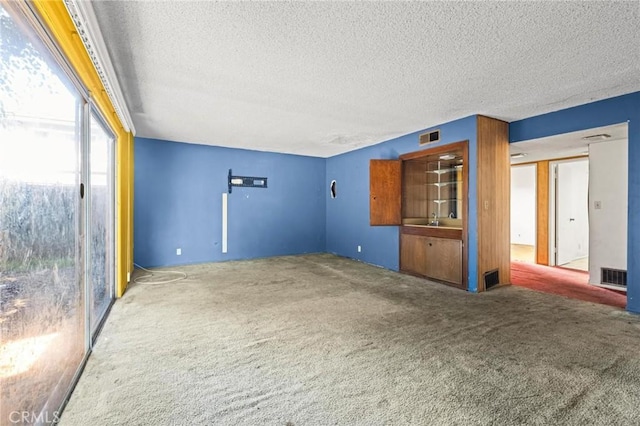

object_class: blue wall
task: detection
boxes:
[510,92,640,313]
[325,116,481,290]
[134,138,326,267]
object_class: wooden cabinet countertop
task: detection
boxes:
[401,225,463,240]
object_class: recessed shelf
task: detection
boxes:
[403,147,464,228]
[430,181,463,187]
[426,167,462,174]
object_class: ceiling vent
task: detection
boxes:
[582,133,611,141]
[419,129,440,145]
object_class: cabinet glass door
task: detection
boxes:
[426,158,463,221]
[402,149,464,227]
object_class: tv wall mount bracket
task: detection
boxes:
[228,169,268,194]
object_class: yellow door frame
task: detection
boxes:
[33,0,134,297]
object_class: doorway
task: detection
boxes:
[510,164,536,264]
[508,123,628,308]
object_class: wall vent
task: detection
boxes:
[484,269,500,290]
[601,268,627,288]
[419,129,440,145]
[582,133,611,141]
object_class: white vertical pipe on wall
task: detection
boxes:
[222,193,228,253]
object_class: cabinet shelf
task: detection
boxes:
[426,166,463,174]
[430,181,463,187]
[402,146,465,236]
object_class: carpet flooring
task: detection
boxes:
[511,261,627,309]
[60,254,640,425]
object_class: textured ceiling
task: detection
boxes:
[91,1,640,157]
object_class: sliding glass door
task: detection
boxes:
[89,112,115,336]
[0,3,85,423]
[0,2,116,423]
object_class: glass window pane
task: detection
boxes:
[89,112,114,334]
[0,4,84,424]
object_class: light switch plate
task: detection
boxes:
[176,248,182,255]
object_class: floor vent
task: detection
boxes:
[419,129,440,145]
[484,269,500,290]
[601,268,627,288]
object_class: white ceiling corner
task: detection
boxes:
[89,1,640,157]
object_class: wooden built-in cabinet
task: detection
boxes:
[400,233,463,285]
[396,141,468,288]
[370,116,510,292]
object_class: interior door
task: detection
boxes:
[556,160,589,265]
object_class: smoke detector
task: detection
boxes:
[582,133,611,141]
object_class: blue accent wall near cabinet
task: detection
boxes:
[134,138,326,267]
[510,92,640,313]
[325,116,480,290]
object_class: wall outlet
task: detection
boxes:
[176,248,182,255]
[594,201,602,209]
[357,245,362,253]
[126,272,131,282]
